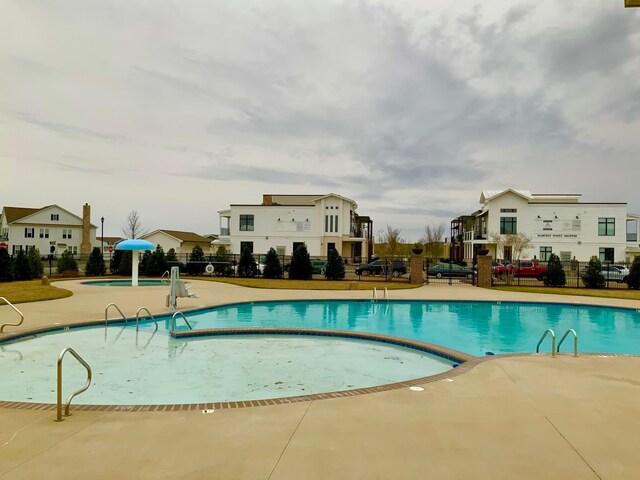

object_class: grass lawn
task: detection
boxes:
[0,280,73,304]
[195,276,421,290]
[491,285,640,301]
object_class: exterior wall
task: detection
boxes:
[142,232,182,253]
[223,195,368,258]
[465,191,631,262]
[3,205,98,256]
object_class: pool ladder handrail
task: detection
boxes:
[160,270,170,285]
[55,347,92,422]
[171,311,193,332]
[135,307,158,332]
[384,287,389,301]
[372,287,378,302]
[105,303,127,325]
[0,297,24,333]
[557,329,578,357]
[536,329,556,357]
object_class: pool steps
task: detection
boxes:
[55,347,92,422]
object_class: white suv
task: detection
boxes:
[601,264,629,283]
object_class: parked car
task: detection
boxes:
[355,259,406,277]
[494,260,547,281]
[283,259,327,275]
[601,264,629,283]
[428,263,475,279]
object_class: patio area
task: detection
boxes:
[1,280,640,479]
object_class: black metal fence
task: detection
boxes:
[424,258,476,286]
[491,260,634,289]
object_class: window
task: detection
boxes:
[500,208,517,213]
[325,214,339,233]
[39,228,50,239]
[540,246,552,261]
[599,247,614,263]
[24,227,34,238]
[51,214,59,221]
[598,218,615,236]
[500,217,517,234]
[12,245,22,254]
[62,229,72,239]
[240,241,253,254]
[239,215,254,232]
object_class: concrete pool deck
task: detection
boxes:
[1,280,640,479]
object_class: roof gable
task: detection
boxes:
[480,189,533,204]
[143,230,210,243]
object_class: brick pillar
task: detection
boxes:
[477,255,492,288]
[410,254,424,284]
[80,203,91,255]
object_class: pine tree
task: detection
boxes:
[56,250,78,275]
[27,248,44,279]
[0,248,14,282]
[187,245,206,275]
[14,249,32,280]
[324,248,345,280]
[146,246,168,276]
[110,249,123,274]
[543,253,565,287]
[85,247,106,276]
[213,245,232,276]
[288,244,312,280]
[627,256,640,290]
[582,256,605,289]
[118,251,132,275]
[237,245,258,278]
[166,248,178,262]
[138,250,152,275]
[262,247,283,279]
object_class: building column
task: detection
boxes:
[476,255,492,288]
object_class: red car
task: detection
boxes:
[494,260,547,281]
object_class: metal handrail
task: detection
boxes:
[0,297,24,332]
[557,329,578,357]
[372,287,378,302]
[384,287,389,301]
[536,329,556,357]
[171,311,193,332]
[135,307,158,331]
[160,270,170,285]
[105,303,127,325]
[55,347,92,422]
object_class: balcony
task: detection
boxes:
[220,228,230,236]
[628,233,638,242]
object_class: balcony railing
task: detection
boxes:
[220,228,230,236]
[628,233,638,242]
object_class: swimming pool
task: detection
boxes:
[164,300,640,356]
[82,279,167,287]
[0,327,453,405]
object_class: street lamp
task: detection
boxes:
[101,216,104,255]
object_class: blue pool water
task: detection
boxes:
[160,300,640,356]
[82,279,166,286]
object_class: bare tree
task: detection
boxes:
[122,210,146,239]
[420,222,447,259]
[375,225,404,256]
[489,232,532,262]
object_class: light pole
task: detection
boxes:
[101,217,104,255]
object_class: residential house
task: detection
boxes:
[141,230,212,255]
[217,194,373,262]
[0,203,99,256]
[451,189,640,263]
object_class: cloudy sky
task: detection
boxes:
[1,0,639,241]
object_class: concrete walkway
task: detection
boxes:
[1,280,640,479]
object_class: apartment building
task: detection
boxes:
[217,194,373,262]
[451,189,640,263]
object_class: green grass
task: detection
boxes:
[0,280,73,304]
[491,285,640,301]
[194,276,421,290]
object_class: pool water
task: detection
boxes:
[0,328,452,405]
[82,279,167,286]
[164,300,640,356]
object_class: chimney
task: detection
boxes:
[262,195,273,206]
[81,203,91,255]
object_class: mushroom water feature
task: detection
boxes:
[115,239,155,287]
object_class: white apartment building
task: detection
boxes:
[451,189,640,263]
[217,194,373,262]
[0,203,99,256]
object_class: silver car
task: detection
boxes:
[601,265,629,283]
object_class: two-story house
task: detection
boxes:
[141,230,213,255]
[217,194,373,262]
[0,203,99,256]
[451,189,640,263]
